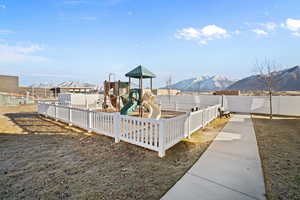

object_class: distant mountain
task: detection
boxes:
[28,82,57,88]
[29,81,97,88]
[166,75,236,92]
[227,66,300,91]
[57,81,96,88]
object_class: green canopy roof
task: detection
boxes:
[125,65,156,79]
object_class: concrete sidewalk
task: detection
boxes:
[161,114,266,200]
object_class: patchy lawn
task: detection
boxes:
[252,115,300,200]
[0,105,228,200]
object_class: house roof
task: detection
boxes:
[125,65,156,79]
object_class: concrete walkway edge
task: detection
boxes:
[161,114,266,200]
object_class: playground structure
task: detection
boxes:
[39,65,222,157]
[102,65,162,120]
[102,79,130,111]
[38,69,300,157]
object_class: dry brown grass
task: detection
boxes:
[0,105,228,200]
[252,115,300,200]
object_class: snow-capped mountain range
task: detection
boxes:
[29,81,97,88]
[227,66,300,91]
[166,75,236,91]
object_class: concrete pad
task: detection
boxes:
[188,151,265,199]
[161,114,266,200]
[214,131,242,141]
[161,173,255,200]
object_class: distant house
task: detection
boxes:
[0,75,19,93]
[50,86,98,97]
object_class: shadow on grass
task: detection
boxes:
[4,112,85,134]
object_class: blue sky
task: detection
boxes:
[0,0,300,87]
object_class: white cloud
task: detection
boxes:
[0,42,48,63]
[253,29,268,36]
[285,18,300,32]
[261,22,277,30]
[0,4,5,9]
[175,27,200,40]
[175,24,229,45]
[201,25,228,38]
[0,30,14,34]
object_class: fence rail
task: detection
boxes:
[38,102,220,157]
[189,104,219,134]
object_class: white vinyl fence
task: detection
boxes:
[158,95,220,112]
[158,95,300,116]
[223,95,300,116]
[188,105,219,134]
[38,102,220,157]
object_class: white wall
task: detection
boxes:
[223,96,300,116]
[157,95,221,109]
[274,96,300,116]
[158,94,300,116]
[59,93,104,105]
[223,96,269,114]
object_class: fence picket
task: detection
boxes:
[38,102,219,158]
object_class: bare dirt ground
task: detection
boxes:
[252,115,300,200]
[0,105,228,200]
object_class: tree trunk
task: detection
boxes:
[269,90,273,119]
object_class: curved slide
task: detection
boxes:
[120,89,140,115]
[143,100,161,120]
[120,89,161,119]
[143,101,153,118]
[121,100,138,115]
[150,101,161,120]
[142,92,161,120]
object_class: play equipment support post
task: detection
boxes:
[140,75,143,117]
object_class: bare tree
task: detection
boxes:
[166,75,172,104]
[254,59,280,119]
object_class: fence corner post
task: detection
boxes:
[88,109,92,132]
[114,112,120,143]
[187,113,191,139]
[52,102,56,119]
[68,105,72,126]
[158,120,165,158]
